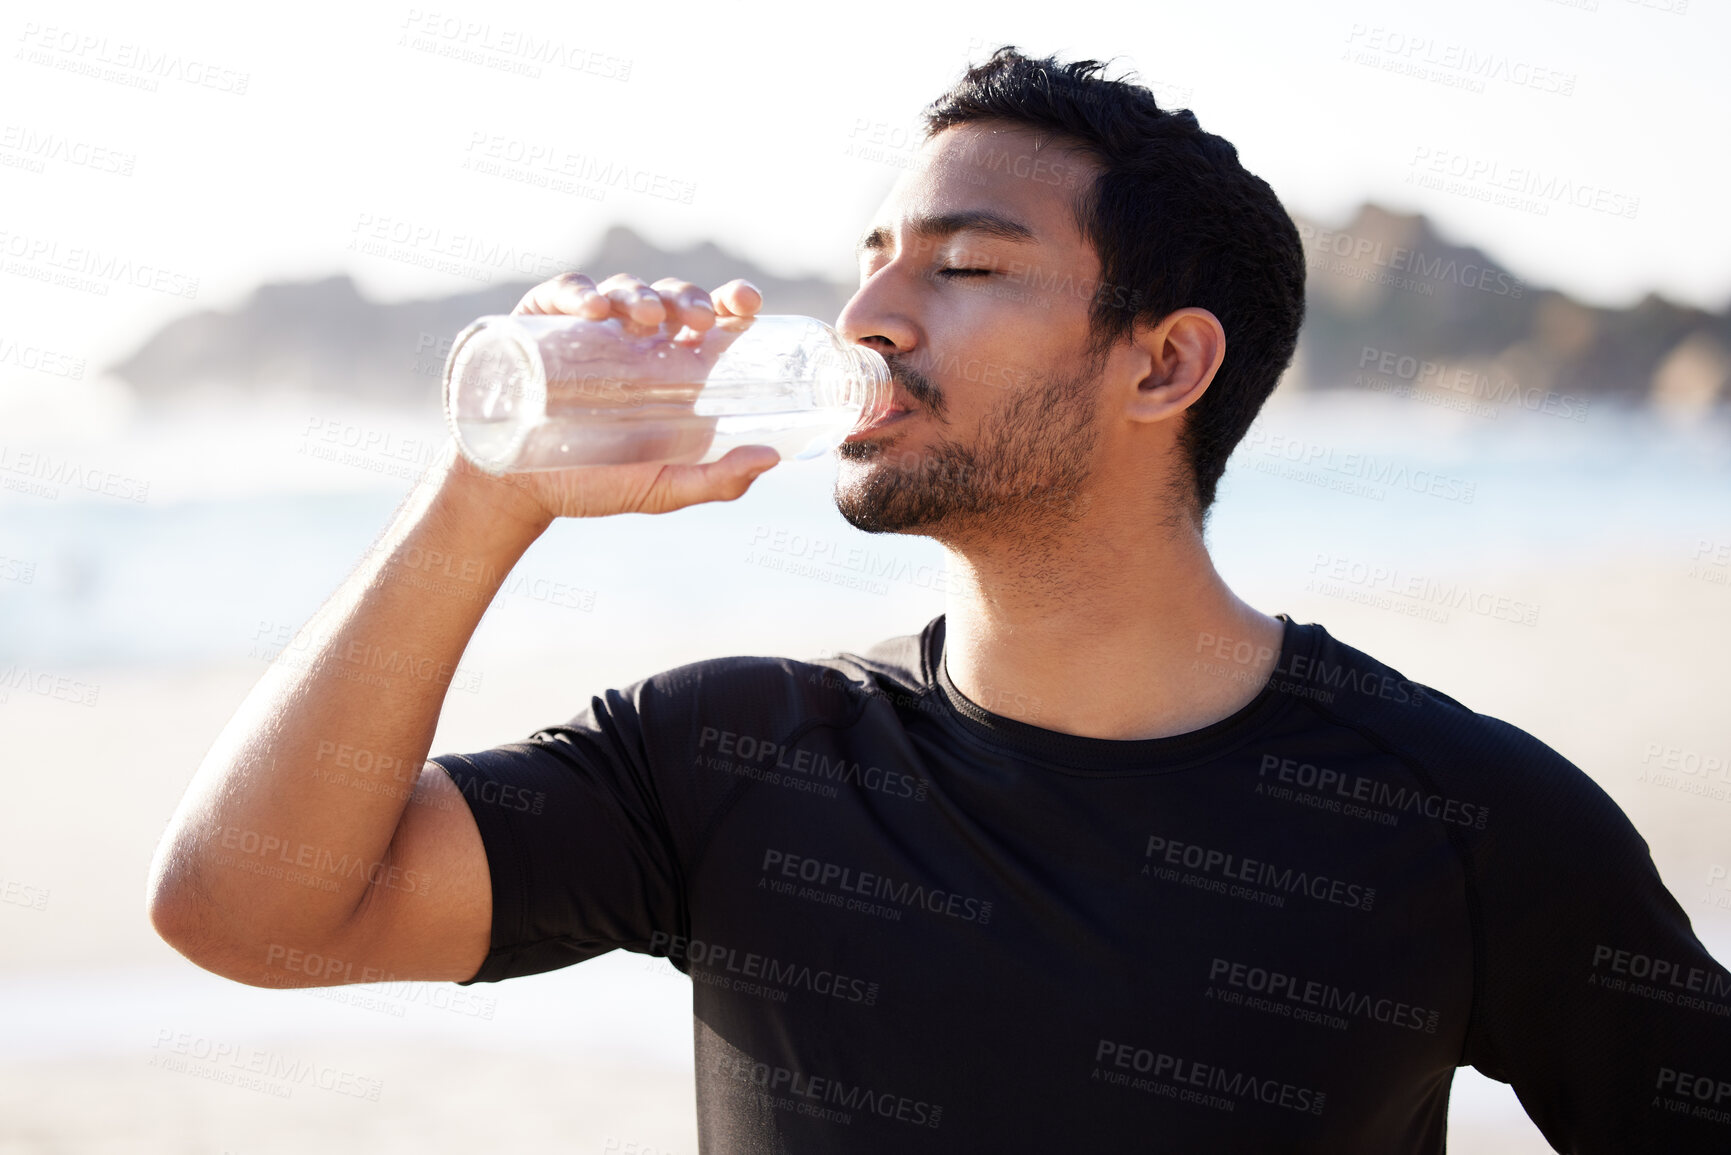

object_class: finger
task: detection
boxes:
[710,279,763,319]
[650,278,717,334]
[514,272,607,317]
[645,445,780,511]
[596,274,668,328]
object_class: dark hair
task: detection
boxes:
[923,47,1306,518]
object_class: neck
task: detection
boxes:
[937,497,1284,741]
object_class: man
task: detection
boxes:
[149,48,1727,1152]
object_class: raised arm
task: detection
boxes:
[146,275,774,988]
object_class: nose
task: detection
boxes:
[837,267,919,359]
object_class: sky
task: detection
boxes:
[3,0,1728,389]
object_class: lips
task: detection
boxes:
[844,404,913,441]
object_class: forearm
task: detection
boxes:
[148,450,552,962]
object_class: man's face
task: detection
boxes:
[833,121,1114,540]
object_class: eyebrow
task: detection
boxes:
[855,210,1038,257]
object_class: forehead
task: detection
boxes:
[866,122,1098,249]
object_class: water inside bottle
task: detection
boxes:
[446,316,881,472]
[513,381,862,469]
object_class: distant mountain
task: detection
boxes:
[1292,204,1731,411]
[111,274,516,406]
[110,226,854,406]
[111,211,1731,412]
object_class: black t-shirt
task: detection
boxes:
[430,614,1730,1153]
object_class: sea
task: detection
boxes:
[3,383,1727,669]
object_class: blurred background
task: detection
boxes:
[2,0,1728,1151]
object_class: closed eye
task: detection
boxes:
[936,268,993,278]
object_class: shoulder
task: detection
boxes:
[570,616,941,738]
[1283,621,1640,853]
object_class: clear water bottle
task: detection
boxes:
[442,312,893,474]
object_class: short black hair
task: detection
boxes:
[923,46,1306,519]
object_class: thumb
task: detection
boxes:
[651,445,781,509]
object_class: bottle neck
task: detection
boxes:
[843,344,893,432]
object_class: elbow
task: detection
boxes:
[148,897,279,988]
[145,854,349,989]
[145,855,267,986]
[146,879,204,964]
[145,843,196,953]
[146,859,225,975]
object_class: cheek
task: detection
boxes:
[922,324,1047,397]
[938,286,1089,367]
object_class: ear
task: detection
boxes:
[1123,307,1226,424]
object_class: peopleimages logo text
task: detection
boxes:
[1094,1038,1327,1115]
[715,1053,942,1128]
[701,727,926,801]
[650,931,879,1006]
[1144,835,1376,911]
[1258,755,1490,829]
[1208,957,1440,1033]
[760,850,992,923]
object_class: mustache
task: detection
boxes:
[884,355,946,419]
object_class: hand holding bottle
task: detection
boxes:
[438,272,784,527]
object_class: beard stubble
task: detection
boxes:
[833,352,1102,540]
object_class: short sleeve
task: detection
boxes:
[1464,734,1731,1153]
[426,654,850,987]
[429,681,686,985]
